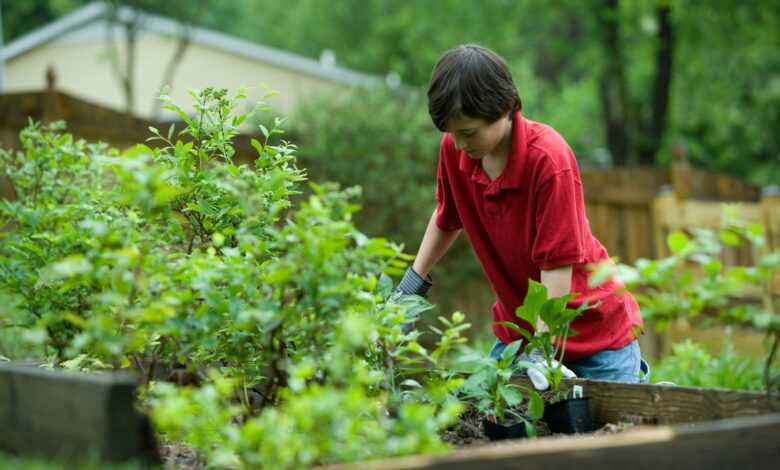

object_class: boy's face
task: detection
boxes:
[444,113,512,160]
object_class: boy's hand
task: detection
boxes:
[393,266,433,332]
[395,265,433,297]
[517,348,577,391]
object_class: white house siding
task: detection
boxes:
[4,24,350,121]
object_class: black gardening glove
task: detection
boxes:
[396,265,433,297]
[394,265,433,332]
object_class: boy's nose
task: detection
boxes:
[453,137,466,151]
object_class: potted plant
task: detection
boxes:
[503,280,594,434]
[458,339,544,440]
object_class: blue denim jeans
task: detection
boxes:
[489,339,650,383]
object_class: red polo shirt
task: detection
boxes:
[435,112,643,362]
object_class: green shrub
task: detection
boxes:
[291,85,484,316]
[0,87,474,468]
[653,339,764,391]
[591,207,780,394]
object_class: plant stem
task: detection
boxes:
[764,331,779,408]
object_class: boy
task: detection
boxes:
[397,44,647,390]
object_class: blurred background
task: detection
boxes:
[1,0,778,366]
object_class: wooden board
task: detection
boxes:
[0,362,160,464]
[355,413,780,470]
[512,377,778,426]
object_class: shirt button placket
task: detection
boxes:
[484,183,501,218]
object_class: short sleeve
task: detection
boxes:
[434,137,463,231]
[531,169,587,269]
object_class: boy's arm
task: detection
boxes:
[411,210,461,278]
[537,265,573,333]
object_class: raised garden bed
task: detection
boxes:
[0,362,159,465]
[3,362,778,468]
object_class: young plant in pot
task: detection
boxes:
[504,280,594,434]
[457,339,544,441]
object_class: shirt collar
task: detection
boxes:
[457,111,528,191]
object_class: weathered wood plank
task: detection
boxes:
[0,362,159,464]
[356,413,780,470]
[512,377,777,426]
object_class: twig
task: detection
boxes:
[764,331,779,409]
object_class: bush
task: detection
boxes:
[0,87,476,468]
[291,85,484,316]
[591,209,780,394]
[653,339,764,391]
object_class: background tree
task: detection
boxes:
[4,0,778,181]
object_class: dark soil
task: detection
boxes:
[160,402,639,467]
[439,399,637,448]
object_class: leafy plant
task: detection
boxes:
[653,339,764,391]
[291,85,483,316]
[590,208,780,400]
[454,280,588,436]
[457,339,544,436]
[0,86,476,467]
[506,280,589,402]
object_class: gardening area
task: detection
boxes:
[1,1,780,469]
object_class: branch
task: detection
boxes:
[764,332,779,408]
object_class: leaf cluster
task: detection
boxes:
[0,87,477,467]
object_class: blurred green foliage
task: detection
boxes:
[291,85,484,316]
[653,339,764,391]
[5,1,779,182]
[591,208,780,394]
[0,87,477,467]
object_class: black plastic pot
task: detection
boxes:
[543,397,593,434]
[482,417,528,441]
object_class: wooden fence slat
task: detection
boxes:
[0,363,160,464]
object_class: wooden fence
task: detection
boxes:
[582,158,762,265]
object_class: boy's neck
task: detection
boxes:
[485,117,514,162]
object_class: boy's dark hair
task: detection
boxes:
[427,44,522,132]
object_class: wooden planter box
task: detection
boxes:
[2,363,778,468]
[0,362,160,464]
[352,377,780,469]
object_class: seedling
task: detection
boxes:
[499,280,589,402]
[458,339,544,438]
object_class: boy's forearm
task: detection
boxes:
[411,210,461,278]
[537,265,573,334]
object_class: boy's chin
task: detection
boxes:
[465,151,484,159]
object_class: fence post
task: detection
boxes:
[670,153,693,200]
[42,66,65,123]
[761,186,780,296]
[761,186,780,251]
[641,184,678,359]
[652,184,677,259]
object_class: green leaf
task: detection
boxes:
[516,280,548,325]
[526,389,545,420]
[498,384,524,407]
[46,255,93,279]
[501,339,523,361]
[377,273,394,298]
[719,229,741,247]
[667,231,690,254]
[496,321,534,341]
[400,379,422,388]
